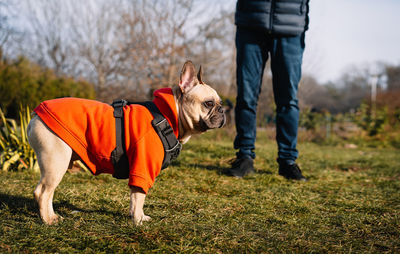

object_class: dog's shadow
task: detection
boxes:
[0,193,38,216]
[0,193,124,220]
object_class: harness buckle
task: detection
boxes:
[168,142,182,161]
[111,99,127,118]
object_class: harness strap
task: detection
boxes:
[111,99,129,179]
[111,99,181,179]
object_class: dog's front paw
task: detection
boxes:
[44,214,64,225]
[133,214,151,226]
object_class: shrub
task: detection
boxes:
[299,108,331,131]
[0,56,95,118]
[353,103,388,136]
[0,106,38,172]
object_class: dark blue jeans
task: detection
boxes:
[234,27,305,164]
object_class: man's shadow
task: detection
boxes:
[171,161,273,175]
[171,160,228,174]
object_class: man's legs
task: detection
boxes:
[270,33,306,180]
[271,33,305,180]
[226,27,268,177]
[234,27,268,159]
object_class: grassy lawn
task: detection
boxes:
[0,130,399,253]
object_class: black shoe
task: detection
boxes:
[224,156,255,178]
[279,163,307,181]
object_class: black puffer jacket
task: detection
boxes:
[235,0,309,36]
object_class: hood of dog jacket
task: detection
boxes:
[34,88,179,194]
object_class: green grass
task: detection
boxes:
[1,130,399,253]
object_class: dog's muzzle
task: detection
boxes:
[219,114,226,128]
[218,106,226,128]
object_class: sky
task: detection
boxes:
[302,0,400,83]
[222,0,400,84]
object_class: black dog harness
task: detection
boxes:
[111,99,182,179]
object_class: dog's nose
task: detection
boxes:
[217,106,224,114]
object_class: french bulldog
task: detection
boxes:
[27,61,225,225]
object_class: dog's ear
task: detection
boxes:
[197,65,204,84]
[179,61,198,93]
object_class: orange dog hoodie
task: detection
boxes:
[34,88,179,193]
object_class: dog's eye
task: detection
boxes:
[204,100,215,108]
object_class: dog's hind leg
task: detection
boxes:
[28,116,72,225]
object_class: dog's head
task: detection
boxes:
[174,61,226,143]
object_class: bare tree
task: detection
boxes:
[190,7,236,96]
[68,0,127,98]
[0,0,14,51]
[17,0,74,76]
[113,0,236,99]
[7,0,237,101]
[386,64,400,91]
[298,74,336,111]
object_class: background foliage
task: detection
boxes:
[0,55,95,118]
